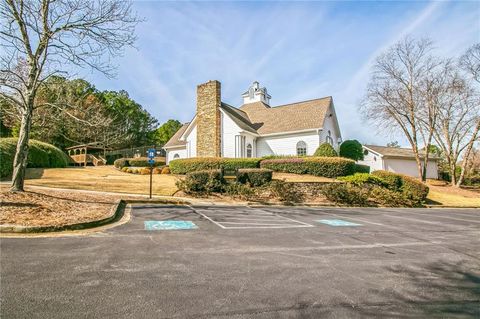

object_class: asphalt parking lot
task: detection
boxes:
[1,205,480,318]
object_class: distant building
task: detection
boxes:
[358,145,439,179]
[163,80,342,163]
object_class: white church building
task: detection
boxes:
[163,80,342,163]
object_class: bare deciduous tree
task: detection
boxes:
[0,0,140,191]
[361,37,440,181]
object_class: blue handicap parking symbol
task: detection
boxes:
[144,220,198,230]
[316,219,362,227]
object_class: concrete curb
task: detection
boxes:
[0,200,126,234]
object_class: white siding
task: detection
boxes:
[319,106,341,150]
[357,151,384,172]
[384,158,438,179]
[185,125,197,158]
[220,109,243,158]
[256,131,320,157]
[166,147,187,164]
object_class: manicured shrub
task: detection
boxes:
[314,143,338,157]
[372,170,429,205]
[114,158,129,169]
[169,157,260,174]
[339,140,364,161]
[224,182,256,200]
[121,167,129,172]
[371,170,403,191]
[260,157,355,178]
[127,168,137,174]
[370,187,413,207]
[260,158,307,174]
[236,168,272,186]
[0,138,69,177]
[338,173,387,187]
[267,179,304,203]
[140,167,151,175]
[321,183,370,206]
[161,166,171,174]
[128,157,165,167]
[355,164,370,174]
[153,167,162,174]
[176,169,224,193]
[401,175,429,204]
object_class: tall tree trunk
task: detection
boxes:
[456,120,480,187]
[10,104,33,192]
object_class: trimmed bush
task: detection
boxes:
[371,170,403,191]
[176,169,224,193]
[153,167,162,174]
[370,187,413,207]
[114,158,129,169]
[401,175,429,203]
[169,157,260,174]
[236,168,273,186]
[267,179,304,203]
[372,170,429,205]
[355,164,370,174]
[0,138,69,177]
[140,167,151,175]
[338,173,387,187]
[128,157,165,167]
[121,167,129,172]
[161,166,171,174]
[224,182,256,200]
[339,140,364,160]
[314,143,338,157]
[260,157,355,178]
[321,183,370,206]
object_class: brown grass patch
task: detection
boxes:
[426,182,480,207]
[0,187,127,227]
[22,166,179,196]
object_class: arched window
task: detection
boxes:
[246,144,253,158]
[173,153,180,159]
[296,141,307,156]
[325,130,333,145]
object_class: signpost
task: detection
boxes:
[147,148,156,199]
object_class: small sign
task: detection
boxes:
[147,148,156,159]
[148,159,155,165]
[316,219,362,227]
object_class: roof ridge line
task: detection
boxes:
[269,96,332,109]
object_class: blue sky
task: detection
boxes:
[85,0,479,146]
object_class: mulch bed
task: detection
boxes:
[0,187,123,227]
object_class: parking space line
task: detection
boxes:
[396,211,480,224]
[188,206,226,229]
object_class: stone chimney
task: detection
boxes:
[196,80,221,157]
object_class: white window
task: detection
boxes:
[296,141,307,156]
[246,144,252,158]
[173,153,180,159]
[326,130,333,145]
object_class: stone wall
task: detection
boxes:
[196,80,221,157]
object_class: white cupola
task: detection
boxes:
[241,81,271,105]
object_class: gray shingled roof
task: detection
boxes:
[163,96,333,149]
[239,97,332,135]
[163,122,189,148]
[364,145,440,160]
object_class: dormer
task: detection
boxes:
[242,81,271,105]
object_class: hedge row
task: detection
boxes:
[371,170,429,203]
[169,157,261,174]
[236,168,272,186]
[0,138,70,178]
[113,157,166,168]
[260,157,356,178]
